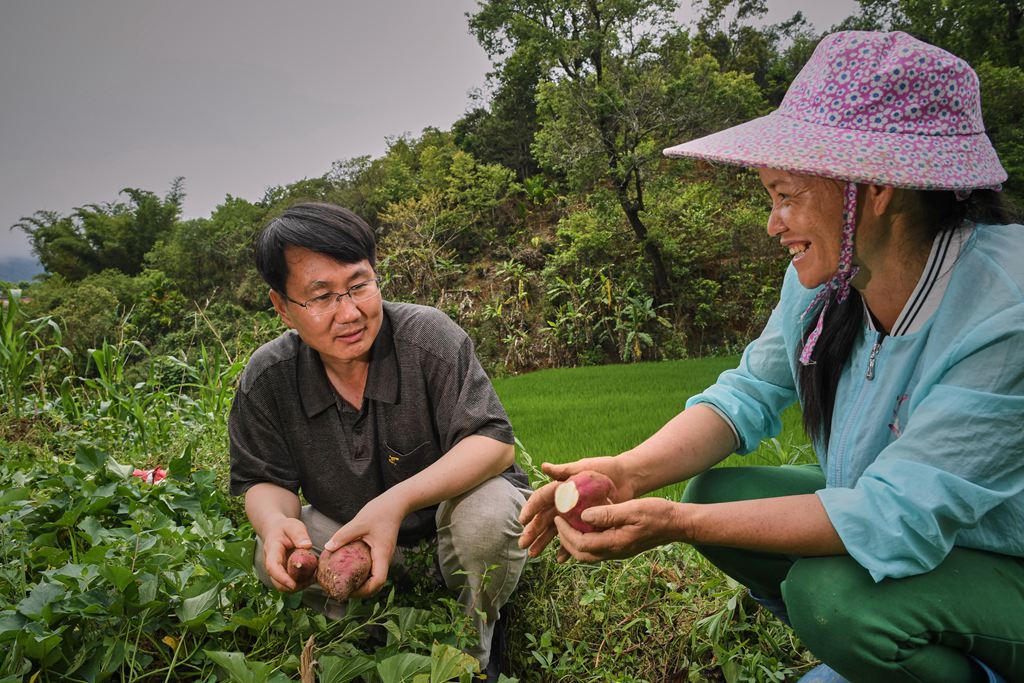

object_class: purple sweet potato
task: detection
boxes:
[285,548,319,585]
[316,540,372,600]
[554,470,617,533]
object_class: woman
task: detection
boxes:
[518,31,1023,682]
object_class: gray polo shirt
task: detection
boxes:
[229,301,528,544]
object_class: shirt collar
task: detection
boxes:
[864,223,973,336]
[296,304,400,418]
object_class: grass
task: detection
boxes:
[493,358,818,682]
[494,356,813,499]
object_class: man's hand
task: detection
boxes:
[323,494,406,599]
[518,456,634,561]
[552,497,686,563]
[261,517,316,592]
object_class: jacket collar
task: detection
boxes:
[865,224,972,336]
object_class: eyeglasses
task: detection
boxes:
[286,277,382,315]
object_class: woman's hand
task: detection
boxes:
[323,494,406,598]
[553,497,687,563]
[261,516,316,592]
[518,456,634,560]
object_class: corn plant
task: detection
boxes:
[166,343,245,426]
[0,287,69,418]
[78,340,178,453]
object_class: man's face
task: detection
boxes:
[270,246,383,365]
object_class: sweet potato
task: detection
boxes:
[554,470,616,533]
[285,548,319,585]
[316,540,372,600]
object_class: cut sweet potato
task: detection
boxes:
[554,470,616,533]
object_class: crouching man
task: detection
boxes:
[228,202,531,677]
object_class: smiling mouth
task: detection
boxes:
[788,243,809,258]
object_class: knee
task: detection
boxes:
[682,468,739,505]
[439,477,527,564]
[783,557,878,668]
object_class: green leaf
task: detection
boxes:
[318,654,377,683]
[376,653,431,683]
[204,650,263,683]
[21,621,64,660]
[137,574,160,606]
[105,457,133,479]
[429,642,479,683]
[206,539,255,573]
[0,611,27,642]
[17,582,66,621]
[177,584,221,626]
[78,516,107,545]
[74,444,108,473]
[228,607,274,631]
[100,564,136,591]
[0,486,29,511]
[169,443,193,480]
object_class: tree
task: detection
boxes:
[470,0,765,303]
[691,0,820,104]
[851,0,1023,69]
[453,43,544,180]
[14,179,184,280]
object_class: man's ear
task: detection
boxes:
[269,289,296,329]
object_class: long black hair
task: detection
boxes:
[797,188,1012,447]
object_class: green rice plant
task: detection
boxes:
[495,358,812,500]
[0,287,70,418]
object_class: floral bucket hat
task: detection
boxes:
[664,30,1007,364]
[664,30,1005,190]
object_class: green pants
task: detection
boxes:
[681,465,1024,682]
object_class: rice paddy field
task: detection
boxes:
[494,356,813,500]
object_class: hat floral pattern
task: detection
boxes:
[664,31,1006,190]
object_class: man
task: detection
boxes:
[229,202,530,676]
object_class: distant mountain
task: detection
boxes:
[0,256,45,284]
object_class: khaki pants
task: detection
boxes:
[254,476,530,669]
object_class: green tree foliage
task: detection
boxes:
[692,0,822,104]
[454,43,544,181]
[470,0,766,303]
[146,196,268,308]
[852,0,1023,69]
[13,179,184,281]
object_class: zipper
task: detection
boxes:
[830,330,882,486]
[865,331,885,380]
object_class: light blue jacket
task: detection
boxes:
[688,223,1024,581]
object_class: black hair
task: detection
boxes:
[253,202,377,296]
[797,188,1010,447]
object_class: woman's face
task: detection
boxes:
[759,168,846,289]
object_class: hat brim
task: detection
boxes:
[663,112,1007,191]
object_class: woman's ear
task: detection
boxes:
[864,184,897,218]
[269,289,296,329]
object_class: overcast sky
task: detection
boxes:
[0,0,857,263]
